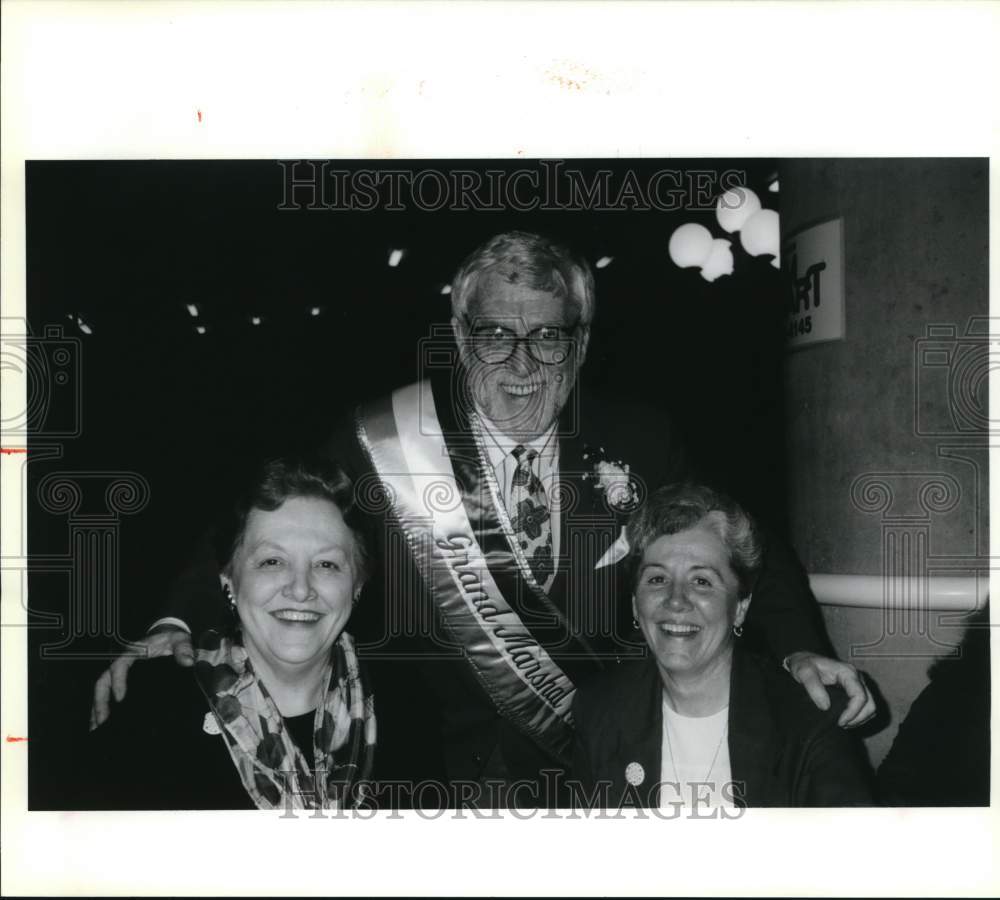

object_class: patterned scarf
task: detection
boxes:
[194,629,375,811]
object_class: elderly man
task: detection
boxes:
[91,231,873,805]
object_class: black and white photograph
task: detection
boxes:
[2,2,997,897]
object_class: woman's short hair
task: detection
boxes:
[213,454,370,586]
[450,230,596,327]
[626,483,763,599]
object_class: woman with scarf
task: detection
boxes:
[85,455,376,811]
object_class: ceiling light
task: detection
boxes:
[668,223,714,269]
[699,239,734,282]
[195,325,207,335]
[388,249,404,268]
[716,187,762,234]
[186,303,199,318]
[310,306,322,316]
[740,209,781,267]
[251,315,262,326]
[595,256,613,269]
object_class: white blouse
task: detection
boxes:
[659,697,734,808]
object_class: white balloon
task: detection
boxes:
[700,239,734,282]
[715,187,762,233]
[740,208,780,265]
[668,223,714,269]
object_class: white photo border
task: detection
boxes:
[2,1,998,896]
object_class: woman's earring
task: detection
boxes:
[632,616,640,630]
[732,623,744,638]
[223,584,236,612]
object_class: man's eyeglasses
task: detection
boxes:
[463,319,581,366]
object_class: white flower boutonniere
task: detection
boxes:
[582,446,640,513]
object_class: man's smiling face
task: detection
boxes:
[454,272,589,441]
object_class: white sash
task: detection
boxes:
[357,380,576,761]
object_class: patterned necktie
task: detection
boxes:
[508,444,554,589]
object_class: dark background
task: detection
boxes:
[24,159,789,807]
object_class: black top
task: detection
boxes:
[282,711,316,772]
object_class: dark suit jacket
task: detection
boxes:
[572,647,874,807]
[78,658,256,809]
[162,363,832,798]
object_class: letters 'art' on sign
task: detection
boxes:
[784,218,845,349]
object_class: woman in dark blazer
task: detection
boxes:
[572,483,873,809]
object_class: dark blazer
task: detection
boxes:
[162,362,832,797]
[78,658,256,810]
[572,647,874,807]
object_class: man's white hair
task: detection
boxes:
[450,231,596,326]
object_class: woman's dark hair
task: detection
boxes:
[212,454,370,585]
[626,482,764,599]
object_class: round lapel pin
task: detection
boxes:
[625,761,645,786]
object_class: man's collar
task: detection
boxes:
[475,409,558,469]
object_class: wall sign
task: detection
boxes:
[784,217,845,349]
